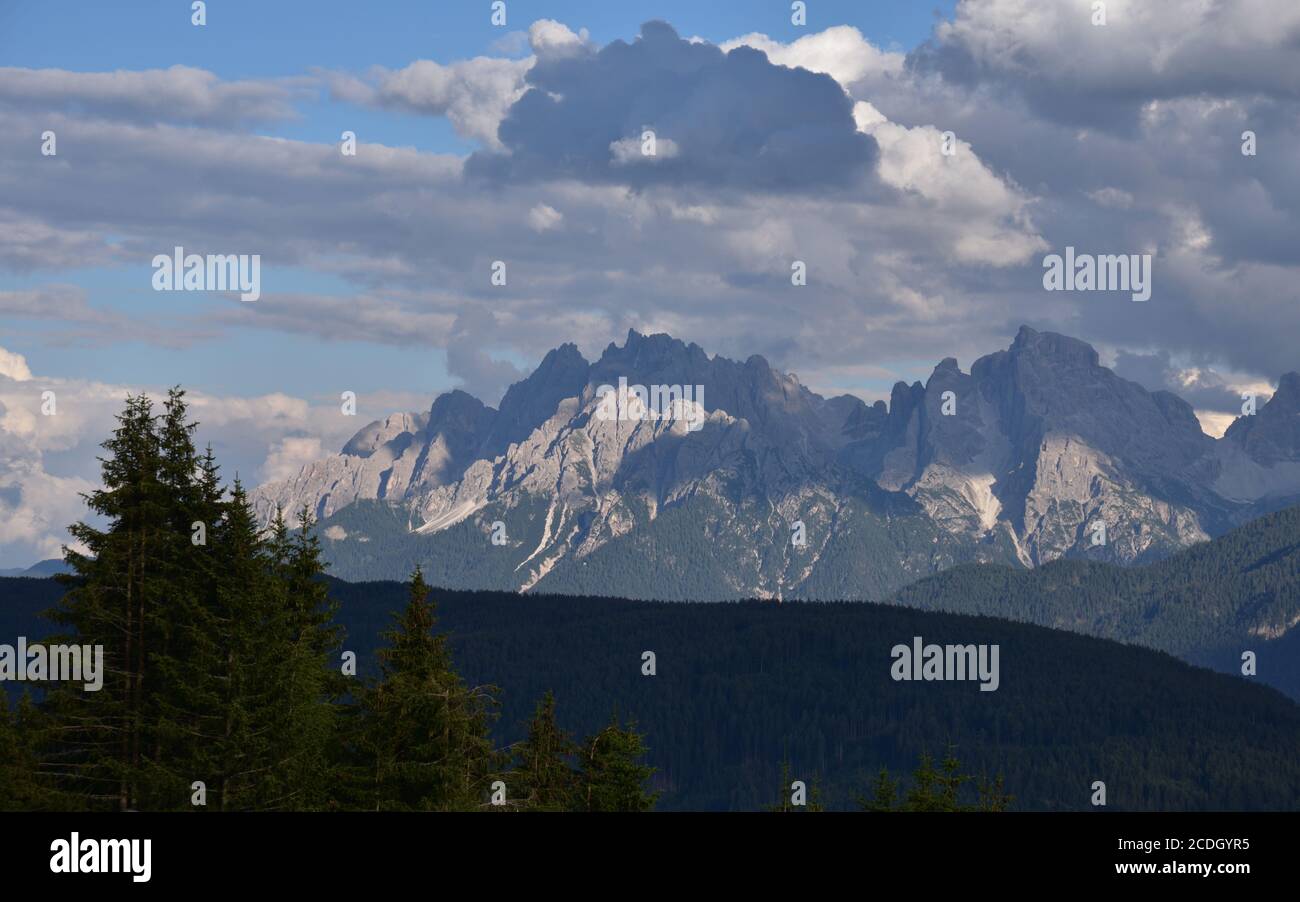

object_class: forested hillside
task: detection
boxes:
[890,504,1300,700]
[9,573,1300,810]
[321,583,1300,810]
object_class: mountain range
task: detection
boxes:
[0,560,70,579]
[254,326,1300,599]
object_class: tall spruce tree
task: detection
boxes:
[258,505,342,810]
[150,443,230,809]
[200,479,277,810]
[142,389,214,807]
[51,393,169,810]
[354,567,498,811]
[512,691,578,810]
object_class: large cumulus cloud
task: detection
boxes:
[469,21,878,191]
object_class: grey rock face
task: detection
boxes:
[1224,372,1300,466]
[253,327,1300,595]
[1212,372,1300,507]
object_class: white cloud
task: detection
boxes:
[2,10,1300,489]
[931,0,1300,100]
[329,57,532,150]
[0,458,95,562]
[852,101,1046,266]
[0,348,32,382]
[528,203,564,231]
[324,20,590,151]
[528,19,592,59]
[1088,187,1135,209]
[262,436,328,484]
[610,135,680,165]
[721,26,904,87]
[0,65,300,126]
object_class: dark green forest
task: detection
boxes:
[3,391,1300,811]
[296,578,1300,811]
[9,567,1300,811]
[890,506,1300,701]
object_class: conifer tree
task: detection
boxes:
[0,695,42,810]
[861,768,900,812]
[200,479,276,810]
[577,715,658,812]
[0,698,18,808]
[974,772,1014,812]
[859,750,1012,812]
[136,472,269,812]
[512,691,578,810]
[259,504,342,810]
[141,389,213,807]
[52,393,169,810]
[355,567,498,811]
[150,442,229,809]
[767,759,796,812]
[806,776,825,811]
[905,750,967,811]
[767,760,825,812]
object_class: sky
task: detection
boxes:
[0,0,1297,566]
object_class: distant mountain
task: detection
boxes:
[4,573,1299,810]
[891,503,1300,701]
[254,326,1300,599]
[0,559,70,579]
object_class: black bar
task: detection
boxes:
[2,811,1288,888]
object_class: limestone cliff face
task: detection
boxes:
[254,327,1300,594]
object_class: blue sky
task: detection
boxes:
[0,1,955,74]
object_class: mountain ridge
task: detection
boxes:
[254,326,1300,597]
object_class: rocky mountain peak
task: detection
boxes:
[595,330,708,379]
[932,356,961,376]
[1008,325,1100,369]
[1224,372,1300,465]
[482,342,590,456]
[341,411,426,459]
[430,388,488,419]
[1274,372,1300,406]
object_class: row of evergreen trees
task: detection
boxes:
[0,390,656,812]
[768,751,1013,812]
